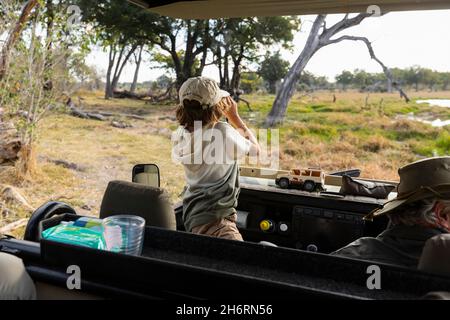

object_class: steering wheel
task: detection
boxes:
[24,201,77,242]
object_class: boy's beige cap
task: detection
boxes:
[179,76,230,110]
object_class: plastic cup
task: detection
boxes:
[102,215,145,256]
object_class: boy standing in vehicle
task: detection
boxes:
[172,77,260,241]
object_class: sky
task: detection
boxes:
[86,9,450,83]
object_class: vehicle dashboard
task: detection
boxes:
[176,183,389,253]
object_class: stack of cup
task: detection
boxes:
[102,215,145,256]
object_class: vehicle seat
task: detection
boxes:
[99,180,176,230]
[418,233,450,277]
[0,252,36,300]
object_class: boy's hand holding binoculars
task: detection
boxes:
[221,96,246,130]
[221,96,260,155]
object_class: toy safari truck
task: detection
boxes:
[275,168,325,192]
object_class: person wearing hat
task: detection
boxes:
[331,157,450,268]
[172,77,260,240]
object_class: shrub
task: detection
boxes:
[362,135,393,153]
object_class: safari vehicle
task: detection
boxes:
[275,168,325,191]
[1,0,450,301]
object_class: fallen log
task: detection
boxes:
[0,218,28,234]
[115,83,176,103]
[66,96,146,121]
[1,185,34,212]
[148,83,177,103]
[49,159,87,172]
[66,97,106,121]
[113,90,149,100]
[111,121,133,129]
[96,111,146,121]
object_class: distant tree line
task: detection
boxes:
[335,67,450,92]
[205,63,450,95]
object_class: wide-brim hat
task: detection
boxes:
[365,157,450,220]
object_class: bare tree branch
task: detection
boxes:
[319,13,371,45]
[320,35,410,102]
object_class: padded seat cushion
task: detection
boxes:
[99,180,176,230]
[0,252,36,300]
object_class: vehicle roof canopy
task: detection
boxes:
[128,0,450,19]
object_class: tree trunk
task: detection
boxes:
[0,0,40,82]
[264,15,325,127]
[110,46,126,94]
[167,20,210,90]
[43,0,54,91]
[386,78,392,93]
[66,97,105,121]
[105,81,113,99]
[230,46,244,93]
[230,61,241,93]
[105,45,116,99]
[175,20,199,88]
[106,43,137,98]
[130,45,143,94]
[196,46,208,76]
[217,48,224,87]
[195,20,210,76]
[223,52,230,89]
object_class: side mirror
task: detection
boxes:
[132,164,160,188]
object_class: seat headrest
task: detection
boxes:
[418,233,450,277]
[99,180,176,230]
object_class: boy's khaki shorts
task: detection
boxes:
[191,213,243,241]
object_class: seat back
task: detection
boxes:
[99,180,176,230]
[418,233,450,277]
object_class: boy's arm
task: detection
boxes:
[222,97,260,155]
